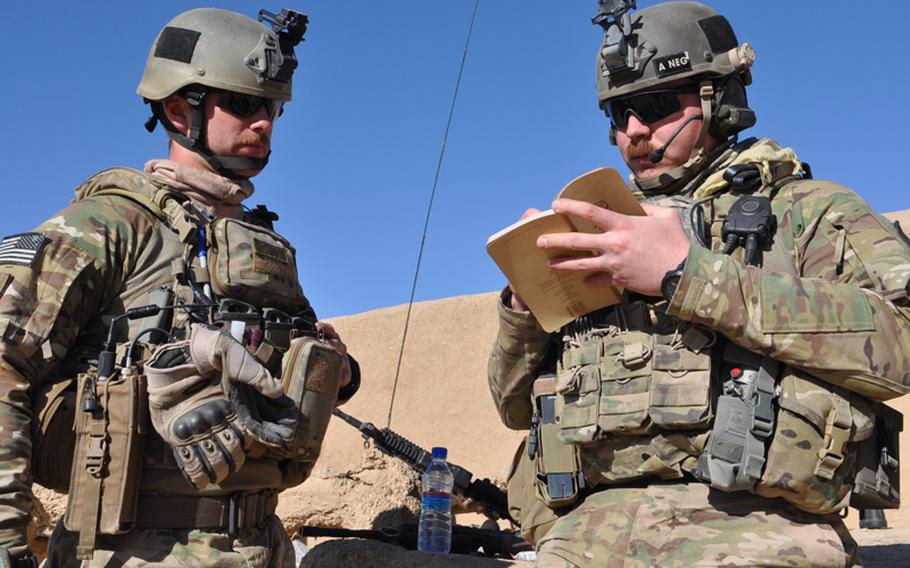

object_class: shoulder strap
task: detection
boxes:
[77,168,204,243]
[89,188,168,222]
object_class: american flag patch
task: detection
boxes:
[0,232,47,266]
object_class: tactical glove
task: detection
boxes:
[145,324,296,490]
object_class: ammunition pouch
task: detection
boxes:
[207,217,306,314]
[851,401,901,509]
[267,336,343,473]
[32,377,78,492]
[64,370,149,560]
[556,307,715,445]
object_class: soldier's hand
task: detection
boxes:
[315,321,351,389]
[539,200,690,297]
[145,324,296,490]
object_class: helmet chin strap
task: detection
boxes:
[634,81,717,193]
[151,88,269,179]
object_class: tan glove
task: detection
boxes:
[145,324,296,490]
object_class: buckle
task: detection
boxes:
[227,491,248,536]
[750,385,775,439]
[699,83,714,101]
[528,415,540,460]
[618,342,651,368]
[85,423,107,477]
[814,398,852,480]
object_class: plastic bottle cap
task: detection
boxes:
[431,447,447,460]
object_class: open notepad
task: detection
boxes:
[486,168,645,332]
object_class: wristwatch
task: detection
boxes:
[660,258,687,301]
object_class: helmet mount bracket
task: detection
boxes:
[593,1,639,79]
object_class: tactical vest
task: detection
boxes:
[30,168,325,556]
[511,148,902,543]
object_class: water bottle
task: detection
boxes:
[417,446,454,553]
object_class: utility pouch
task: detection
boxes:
[851,402,902,509]
[65,370,148,559]
[531,374,584,508]
[207,217,306,313]
[32,377,78,492]
[754,373,856,514]
[273,336,343,469]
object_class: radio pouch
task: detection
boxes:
[852,402,902,509]
[532,373,584,508]
[65,370,149,559]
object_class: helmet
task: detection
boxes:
[593,1,756,190]
[138,7,307,178]
[594,1,753,103]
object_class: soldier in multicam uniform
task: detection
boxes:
[490,2,910,566]
[0,7,357,567]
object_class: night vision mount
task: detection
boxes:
[592,0,639,79]
[257,8,309,84]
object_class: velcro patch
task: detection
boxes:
[155,27,201,64]
[0,232,46,266]
[653,51,692,78]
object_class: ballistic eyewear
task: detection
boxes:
[215,91,284,121]
[604,85,699,129]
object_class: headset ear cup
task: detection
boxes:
[709,77,755,138]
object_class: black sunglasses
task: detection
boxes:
[215,91,283,120]
[604,85,698,129]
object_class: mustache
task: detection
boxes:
[627,140,656,159]
[236,133,270,146]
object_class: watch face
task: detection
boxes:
[661,260,687,301]
[661,271,682,301]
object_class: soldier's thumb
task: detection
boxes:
[190,324,285,398]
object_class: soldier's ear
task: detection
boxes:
[162,95,192,136]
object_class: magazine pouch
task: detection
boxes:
[65,370,148,559]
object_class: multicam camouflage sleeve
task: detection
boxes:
[0,197,155,553]
[487,289,557,429]
[669,181,910,400]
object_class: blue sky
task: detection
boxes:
[2,2,908,318]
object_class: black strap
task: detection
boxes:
[134,490,277,534]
